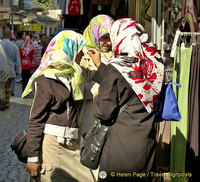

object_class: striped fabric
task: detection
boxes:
[33,42,43,65]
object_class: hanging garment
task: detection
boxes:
[186,44,200,182]
[166,0,185,44]
[156,121,171,171]
[171,44,192,182]
[65,0,83,15]
[187,44,200,156]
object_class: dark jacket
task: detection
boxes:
[92,63,156,182]
[26,75,78,157]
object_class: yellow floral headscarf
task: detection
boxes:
[22,30,86,100]
[83,14,114,57]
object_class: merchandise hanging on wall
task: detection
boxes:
[170,31,200,182]
[65,0,83,15]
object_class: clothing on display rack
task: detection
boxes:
[186,43,200,182]
[170,32,200,182]
[171,41,192,182]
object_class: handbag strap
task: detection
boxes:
[118,95,134,115]
[170,82,181,87]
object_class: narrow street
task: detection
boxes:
[0,81,32,182]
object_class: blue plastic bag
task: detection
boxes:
[154,82,182,122]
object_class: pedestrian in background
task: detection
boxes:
[19,35,36,92]
[32,34,39,45]
[39,33,47,58]
[15,31,24,48]
[0,44,9,111]
[0,29,21,108]
[22,30,95,182]
[88,18,164,181]
[32,34,43,68]
[15,31,24,83]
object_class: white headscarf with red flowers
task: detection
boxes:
[109,18,164,113]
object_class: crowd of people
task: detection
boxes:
[0,14,165,182]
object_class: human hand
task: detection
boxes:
[75,50,84,65]
[91,83,99,100]
[26,162,40,177]
[88,48,101,68]
[16,73,19,78]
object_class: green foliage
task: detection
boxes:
[33,0,54,12]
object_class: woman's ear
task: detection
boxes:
[74,50,84,65]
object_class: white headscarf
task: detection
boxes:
[109,18,164,113]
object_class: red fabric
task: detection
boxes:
[19,48,36,70]
[68,0,81,15]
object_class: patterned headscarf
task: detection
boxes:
[22,30,86,100]
[21,35,34,55]
[109,18,164,113]
[83,14,114,57]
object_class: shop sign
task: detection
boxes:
[13,0,19,6]
[0,12,9,20]
[21,0,32,10]
[0,5,10,12]
[20,23,41,31]
[48,10,62,19]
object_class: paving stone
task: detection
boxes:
[0,82,31,182]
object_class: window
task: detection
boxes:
[49,27,52,35]
[0,0,4,5]
[44,27,47,34]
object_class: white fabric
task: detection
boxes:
[108,18,164,113]
[28,156,39,163]
[44,123,78,139]
[44,74,71,92]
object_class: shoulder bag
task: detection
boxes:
[10,113,56,163]
[10,129,27,163]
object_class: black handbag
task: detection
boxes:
[10,113,56,163]
[10,129,27,163]
[80,121,110,169]
[80,96,134,170]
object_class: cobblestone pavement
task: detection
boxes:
[0,82,33,182]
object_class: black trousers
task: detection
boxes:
[22,69,31,92]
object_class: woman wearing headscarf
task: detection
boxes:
[78,14,114,137]
[23,31,95,182]
[83,14,114,62]
[88,18,164,181]
[19,35,36,91]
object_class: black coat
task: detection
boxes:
[92,63,156,182]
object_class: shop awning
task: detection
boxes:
[13,21,22,25]
[0,5,10,12]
